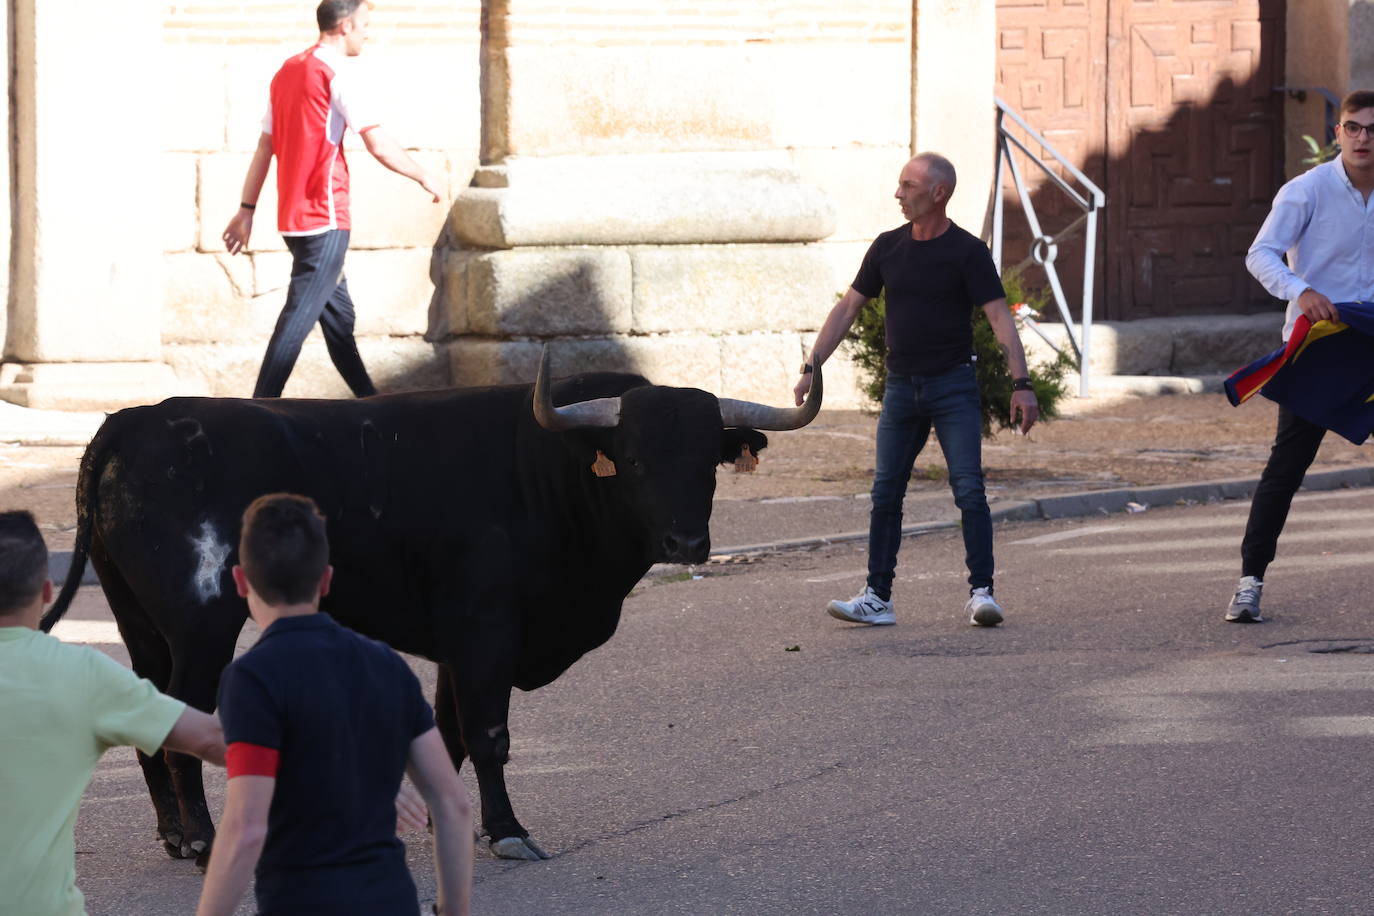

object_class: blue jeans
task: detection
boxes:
[867,363,993,599]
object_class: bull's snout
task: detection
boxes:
[660,531,709,564]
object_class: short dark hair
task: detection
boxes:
[0,511,49,614]
[317,0,365,33]
[1341,90,1374,116]
[238,494,330,607]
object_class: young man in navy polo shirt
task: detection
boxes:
[196,494,472,916]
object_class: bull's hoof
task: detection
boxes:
[490,836,551,860]
[162,840,185,859]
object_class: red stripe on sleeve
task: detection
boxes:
[226,742,280,779]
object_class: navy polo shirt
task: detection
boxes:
[217,612,435,915]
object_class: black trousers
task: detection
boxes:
[1240,406,1326,579]
[253,229,377,399]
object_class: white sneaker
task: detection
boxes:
[827,587,895,626]
[1225,576,1264,622]
[966,587,1004,627]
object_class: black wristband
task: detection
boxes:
[240,202,256,211]
[800,363,814,374]
[1011,377,1033,392]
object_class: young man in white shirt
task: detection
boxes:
[1228,89,1374,622]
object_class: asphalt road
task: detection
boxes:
[55,488,1374,915]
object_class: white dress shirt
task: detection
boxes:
[1246,157,1374,341]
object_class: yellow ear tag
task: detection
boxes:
[734,444,758,473]
[591,450,618,478]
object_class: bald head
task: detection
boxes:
[911,153,957,198]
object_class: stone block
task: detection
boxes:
[629,244,835,334]
[765,45,912,151]
[445,333,870,409]
[162,252,256,345]
[462,249,633,337]
[719,333,800,404]
[224,45,299,152]
[199,152,285,252]
[501,46,772,157]
[349,150,452,249]
[161,45,226,151]
[161,153,200,253]
[364,45,481,152]
[448,335,722,392]
[343,248,440,336]
[1167,312,1285,373]
[252,252,293,299]
[789,146,913,244]
[164,336,448,400]
[0,361,192,410]
[451,152,836,248]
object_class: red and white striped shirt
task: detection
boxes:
[264,44,379,235]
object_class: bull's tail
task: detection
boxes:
[39,415,119,633]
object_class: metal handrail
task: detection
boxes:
[991,97,1106,396]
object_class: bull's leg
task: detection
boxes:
[434,665,469,768]
[443,658,549,861]
[165,607,246,868]
[94,555,185,858]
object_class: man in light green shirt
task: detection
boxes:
[0,510,226,916]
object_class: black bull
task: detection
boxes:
[41,353,821,862]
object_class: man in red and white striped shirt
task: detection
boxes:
[222,0,442,399]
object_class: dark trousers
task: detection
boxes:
[253,229,376,399]
[1240,406,1326,579]
[867,363,994,600]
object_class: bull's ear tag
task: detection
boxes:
[591,450,618,478]
[734,444,758,473]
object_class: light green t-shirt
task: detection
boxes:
[0,626,185,916]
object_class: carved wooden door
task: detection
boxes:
[1106,0,1285,318]
[996,0,1285,320]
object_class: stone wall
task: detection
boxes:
[158,0,481,398]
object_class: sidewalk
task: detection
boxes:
[3,380,1373,580]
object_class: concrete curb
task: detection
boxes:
[708,465,1374,559]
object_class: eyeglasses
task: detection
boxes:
[1341,120,1374,139]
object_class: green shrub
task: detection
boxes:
[839,268,1074,437]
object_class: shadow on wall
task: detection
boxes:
[417,221,639,393]
[997,52,1288,323]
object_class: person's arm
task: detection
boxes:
[195,774,275,916]
[1245,182,1339,323]
[794,287,870,406]
[223,131,274,256]
[407,727,473,916]
[982,297,1040,434]
[161,707,227,767]
[361,127,443,202]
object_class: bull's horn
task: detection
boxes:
[532,346,621,431]
[718,359,823,431]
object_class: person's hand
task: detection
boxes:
[222,210,253,256]
[417,171,442,204]
[1011,389,1039,435]
[792,372,813,407]
[1297,287,1340,324]
[395,781,430,833]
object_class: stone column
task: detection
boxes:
[912,0,998,233]
[441,0,850,404]
[1,0,177,409]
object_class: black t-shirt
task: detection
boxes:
[217,613,436,916]
[851,221,1006,375]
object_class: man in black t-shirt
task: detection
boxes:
[196,494,472,916]
[795,152,1039,627]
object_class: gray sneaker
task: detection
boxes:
[966,587,1004,627]
[827,587,896,626]
[1225,576,1264,622]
